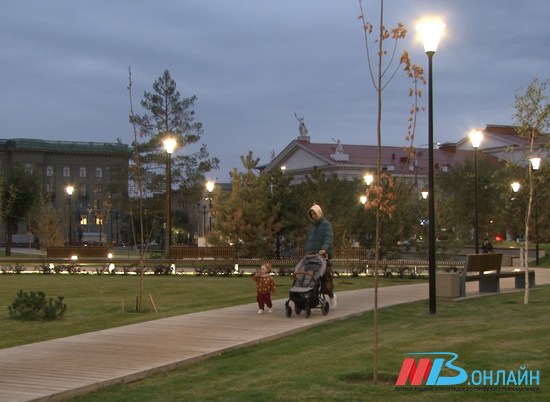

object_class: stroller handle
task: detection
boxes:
[305,252,326,258]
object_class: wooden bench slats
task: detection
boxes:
[460,253,535,297]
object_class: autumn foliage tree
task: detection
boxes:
[212,152,279,258]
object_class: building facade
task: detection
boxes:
[0,138,131,246]
[261,134,479,194]
[261,123,547,188]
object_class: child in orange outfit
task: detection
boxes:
[252,263,276,314]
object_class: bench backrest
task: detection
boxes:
[463,253,503,275]
[47,246,110,259]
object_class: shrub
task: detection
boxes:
[8,290,67,321]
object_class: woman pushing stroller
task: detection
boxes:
[305,204,337,308]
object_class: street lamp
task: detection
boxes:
[206,181,214,233]
[470,130,483,254]
[364,173,374,186]
[202,205,207,237]
[66,185,74,246]
[511,181,524,264]
[360,173,373,205]
[511,181,521,237]
[417,18,445,315]
[530,157,541,265]
[163,137,177,259]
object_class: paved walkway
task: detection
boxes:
[1,268,548,402]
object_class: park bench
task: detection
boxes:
[459,253,535,297]
[46,246,111,260]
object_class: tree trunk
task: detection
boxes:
[5,221,15,257]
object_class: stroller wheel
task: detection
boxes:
[295,306,302,315]
[285,305,292,318]
[322,300,330,315]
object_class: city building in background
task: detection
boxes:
[1,124,545,248]
[0,138,131,246]
[261,124,546,187]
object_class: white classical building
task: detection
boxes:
[261,123,547,184]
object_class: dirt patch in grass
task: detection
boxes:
[339,371,397,386]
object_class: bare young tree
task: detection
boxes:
[513,78,550,304]
[358,0,425,383]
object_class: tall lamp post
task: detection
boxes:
[530,157,541,265]
[417,18,445,315]
[66,185,74,246]
[202,205,207,237]
[470,130,483,254]
[163,137,177,259]
[206,181,214,233]
[511,181,522,264]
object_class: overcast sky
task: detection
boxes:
[1,1,549,182]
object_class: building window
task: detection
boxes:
[46,166,54,177]
[80,167,87,178]
[24,164,33,174]
[80,183,87,197]
[95,168,102,178]
[63,167,71,178]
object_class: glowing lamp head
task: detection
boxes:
[469,130,483,149]
[530,157,541,171]
[416,19,446,53]
[364,173,374,186]
[163,137,177,154]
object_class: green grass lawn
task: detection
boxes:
[69,285,550,402]
[2,259,549,401]
[0,273,410,349]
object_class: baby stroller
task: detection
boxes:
[285,253,330,318]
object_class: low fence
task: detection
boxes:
[169,246,371,260]
[170,246,234,259]
[4,245,464,276]
[1,255,465,276]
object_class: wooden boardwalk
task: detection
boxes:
[1,269,548,402]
